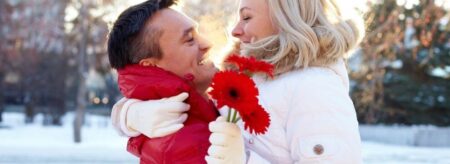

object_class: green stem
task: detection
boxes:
[231,110,238,123]
[227,107,232,122]
[233,117,241,123]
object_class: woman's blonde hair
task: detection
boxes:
[242,0,365,75]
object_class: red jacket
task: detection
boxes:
[118,65,218,164]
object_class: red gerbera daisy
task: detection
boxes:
[209,55,273,135]
[226,54,274,77]
[241,104,271,135]
[208,71,259,115]
[226,54,248,70]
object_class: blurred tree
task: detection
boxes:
[72,0,88,143]
[66,0,115,143]
[351,0,450,125]
[0,0,117,129]
[0,0,69,125]
[0,71,3,123]
[0,0,5,123]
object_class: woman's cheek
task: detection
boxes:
[243,25,255,41]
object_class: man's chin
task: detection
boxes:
[201,62,218,74]
[203,66,218,82]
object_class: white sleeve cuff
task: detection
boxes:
[119,99,142,137]
[111,97,127,136]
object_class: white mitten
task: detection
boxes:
[205,117,246,164]
[126,92,190,138]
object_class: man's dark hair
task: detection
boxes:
[107,0,177,69]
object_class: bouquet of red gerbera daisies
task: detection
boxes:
[208,54,272,135]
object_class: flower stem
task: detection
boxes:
[233,117,241,123]
[227,107,232,122]
[231,110,238,123]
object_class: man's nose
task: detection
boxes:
[198,35,212,52]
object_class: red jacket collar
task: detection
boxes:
[117,64,193,100]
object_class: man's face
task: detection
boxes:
[149,9,217,90]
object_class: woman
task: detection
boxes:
[113,0,365,163]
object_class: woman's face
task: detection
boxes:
[232,0,278,43]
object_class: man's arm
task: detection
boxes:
[111,97,141,137]
[110,92,190,138]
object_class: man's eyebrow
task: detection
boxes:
[182,27,194,39]
[181,23,199,40]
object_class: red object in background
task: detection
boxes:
[118,64,219,164]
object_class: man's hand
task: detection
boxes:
[127,92,190,138]
[205,117,246,164]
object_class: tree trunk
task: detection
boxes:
[0,0,4,123]
[50,55,67,126]
[0,106,3,123]
[0,75,3,123]
[0,108,3,123]
[74,80,86,143]
[52,98,65,126]
[74,3,88,143]
[24,92,35,124]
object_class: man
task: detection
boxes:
[107,0,218,163]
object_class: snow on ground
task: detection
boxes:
[0,113,138,164]
[363,142,450,164]
[1,112,450,164]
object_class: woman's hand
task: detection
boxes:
[205,117,246,164]
[126,92,190,138]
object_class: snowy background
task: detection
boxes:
[1,0,449,163]
[0,113,138,164]
[1,112,450,164]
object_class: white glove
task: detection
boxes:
[205,117,246,164]
[126,92,190,138]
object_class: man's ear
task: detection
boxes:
[139,58,158,67]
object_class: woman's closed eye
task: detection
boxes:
[242,16,251,21]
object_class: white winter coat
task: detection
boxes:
[243,58,362,163]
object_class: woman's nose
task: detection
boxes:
[232,24,243,38]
